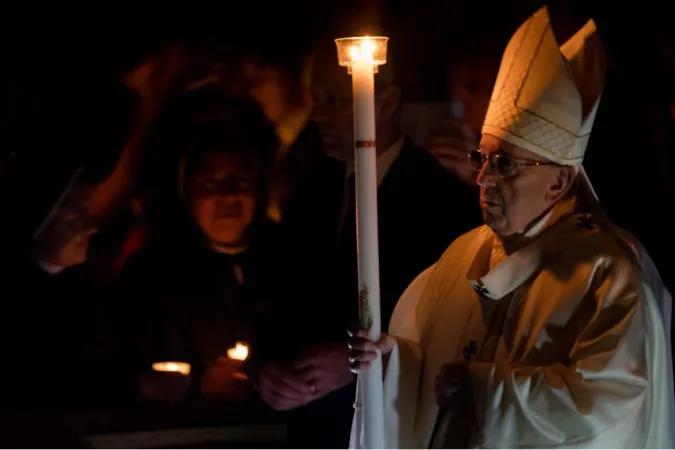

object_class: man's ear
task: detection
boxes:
[545,165,576,202]
[376,84,401,121]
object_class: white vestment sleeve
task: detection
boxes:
[349,265,434,449]
[631,244,675,447]
[468,260,670,448]
[641,282,675,448]
[613,228,675,446]
[613,226,672,336]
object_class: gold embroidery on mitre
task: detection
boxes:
[482,7,606,166]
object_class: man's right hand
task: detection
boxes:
[347,329,396,372]
[138,371,191,402]
[122,43,186,120]
[427,117,477,186]
[257,362,314,411]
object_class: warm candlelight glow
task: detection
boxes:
[227,342,249,361]
[349,39,376,62]
[152,361,191,375]
[335,36,388,68]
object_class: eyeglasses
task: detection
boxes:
[468,149,557,178]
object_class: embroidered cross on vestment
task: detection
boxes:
[473,280,489,296]
[576,215,596,230]
[463,340,477,362]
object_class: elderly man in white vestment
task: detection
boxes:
[348,6,675,449]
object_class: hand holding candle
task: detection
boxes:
[202,342,251,400]
[139,361,192,402]
[227,341,249,362]
[225,341,250,382]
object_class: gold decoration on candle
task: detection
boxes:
[152,361,191,375]
[359,287,373,331]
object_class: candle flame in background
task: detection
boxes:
[152,361,191,375]
[349,38,377,63]
[227,342,249,361]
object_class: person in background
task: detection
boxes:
[237,39,356,448]
[0,154,130,408]
[250,36,481,448]
[83,42,192,289]
[427,38,501,186]
[112,93,283,405]
[310,37,482,332]
[86,37,238,288]
[239,43,346,254]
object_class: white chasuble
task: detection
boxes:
[351,212,674,449]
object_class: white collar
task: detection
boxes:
[521,207,555,238]
[493,195,577,260]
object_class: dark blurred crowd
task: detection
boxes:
[0,1,673,448]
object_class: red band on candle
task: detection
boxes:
[355,140,376,148]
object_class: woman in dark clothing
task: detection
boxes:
[113,94,281,404]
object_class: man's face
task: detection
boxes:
[476,134,569,237]
[187,152,257,247]
[310,61,355,162]
[310,60,397,162]
[35,184,98,268]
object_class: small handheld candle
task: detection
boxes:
[152,361,191,376]
[335,35,388,449]
[227,342,249,361]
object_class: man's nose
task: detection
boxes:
[476,161,498,187]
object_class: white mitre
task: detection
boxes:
[482,6,606,166]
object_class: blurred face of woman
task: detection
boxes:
[186,152,258,247]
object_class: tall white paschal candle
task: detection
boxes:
[335,36,388,449]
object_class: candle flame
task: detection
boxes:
[227,342,249,361]
[349,38,377,63]
[152,361,191,375]
[335,36,388,68]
